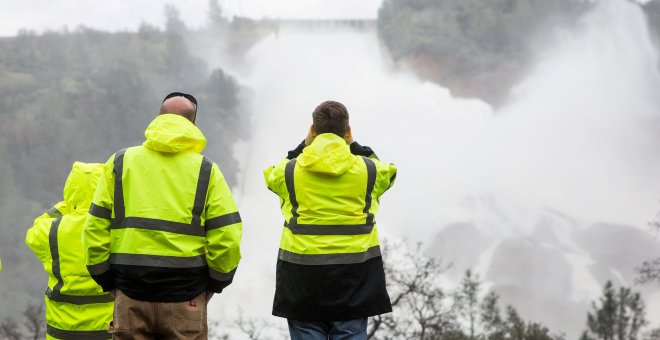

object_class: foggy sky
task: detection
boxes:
[0,0,383,37]
[2,0,659,336]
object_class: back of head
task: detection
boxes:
[312,101,349,137]
[160,92,198,123]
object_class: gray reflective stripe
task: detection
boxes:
[89,203,111,220]
[278,246,382,265]
[388,171,396,190]
[111,217,205,237]
[46,288,113,305]
[48,218,64,297]
[86,260,110,275]
[284,159,299,226]
[113,148,127,221]
[283,221,374,235]
[47,218,113,307]
[110,253,207,268]
[206,212,242,231]
[47,207,62,218]
[192,157,213,228]
[47,325,109,339]
[362,156,376,225]
[209,267,236,282]
[112,149,212,236]
[283,157,377,232]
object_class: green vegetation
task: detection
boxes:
[0,4,245,319]
[365,242,660,340]
[367,243,567,339]
[377,0,590,105]
[580,281,646,340]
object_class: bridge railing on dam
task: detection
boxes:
[262,19,377,31]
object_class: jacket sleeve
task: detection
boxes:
[25,214,57,270]
[372,159,397,199]
[82,155,115,291]
[204,163,242,293]
[286,140,306,159]
[350,141,379,160]
[263,158,289,204]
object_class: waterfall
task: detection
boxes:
[208,0,660,336]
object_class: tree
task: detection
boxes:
[164,4,191,79]
[637,209,660,284]
[377,0,591,106]
[581,281,646,340]
[475,293,560,340]
[368,240,563,340]
[481,291,506,339]
[644,328,660,340]
[22,304,45,340]
[0,303,45,340]
[209,310,286,340]
[368,240,457,339]
[207,0,228,33]
[0,320,21,340]
[454,270,481,338]
[0,10,245,325]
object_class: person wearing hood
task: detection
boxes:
[26,162,113,339]
[264,100,397,340]
[83,92,242,338]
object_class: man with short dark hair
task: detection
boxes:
[83,92,242,339]
[264,100,397,340]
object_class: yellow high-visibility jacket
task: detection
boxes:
[26,162,113,340]
[264,133,397,321]
[83,114,242,302]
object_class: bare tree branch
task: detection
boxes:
[22,303,45,340]
[0,318,21,340]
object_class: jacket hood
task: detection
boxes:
[297,133,357,176]
[62,162,104,214]
[143,114,207,154]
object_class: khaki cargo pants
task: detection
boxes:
[109,290,208,340]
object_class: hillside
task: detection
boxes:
[377,0,592,106]
[0,9,246,320]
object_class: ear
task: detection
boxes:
[305,124,316,146]
[344,125,353,144]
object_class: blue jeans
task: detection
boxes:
[287,318,368,340]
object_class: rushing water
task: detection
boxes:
[207,0,660,336]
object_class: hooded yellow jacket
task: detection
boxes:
[83,114,242,302]
[26,162,113,340]
[264,133,396,321]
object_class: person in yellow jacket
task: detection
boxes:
[264,101,397,340]
[83,92,242,338]
[26,162,113,340]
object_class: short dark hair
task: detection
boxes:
[163,92,198,108]
[312,101,349,137]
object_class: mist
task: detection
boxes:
[205,0,660,336]
[0,0,382,37]
[0,0,659,338]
